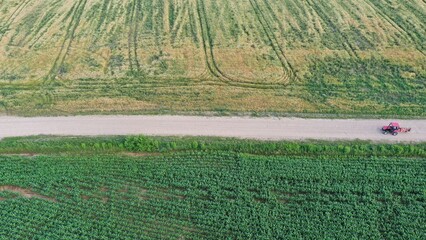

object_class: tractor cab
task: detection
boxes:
[388,122,400,131]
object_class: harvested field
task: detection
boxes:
[0,0,424,116]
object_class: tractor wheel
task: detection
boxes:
[383,131,388,135]
[392,132,398,136]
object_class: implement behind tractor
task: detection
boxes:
[382,122,411,136]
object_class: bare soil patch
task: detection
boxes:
[122,152,162,157]
[1,153,40,157]
[81,194,90,200]
[0,185,56,202]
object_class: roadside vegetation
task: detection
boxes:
[1,135,426,158]
[0,0,425,117]
[0,136,425,239]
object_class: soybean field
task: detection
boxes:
[0,151,425,239]
[0,0,425,116]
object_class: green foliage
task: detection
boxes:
[1,136,425,159]
[0,151,424,239]
[307,57,426,115]
[343,146,351,154]
[191,140,199,150]
[124,136,160,152]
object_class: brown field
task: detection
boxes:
[0,0,425,116]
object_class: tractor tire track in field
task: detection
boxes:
[18,0,63,48]
[262,0,286,34]
[89,0,114,48]
[25,0,63,49]
[187,1,212,81]
[24,13,57,48]
[362,0,426,56]
[174,8,190,45]
[361,1,414,43]
[193,0,289,89]
[191,0,217,80]
[248,0,298,83]
[194,0,232,82]
[45,0,88,82]
[0,0,32,41]
[304,0,360,59]
[95,0,113,33]
[163,0,171,33]
[289,0,323,36]
[170,2,188,45]
[127,0,142,74]
[152,0,164,55]
[401,2,426,29]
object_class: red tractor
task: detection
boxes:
[382,122,411,136]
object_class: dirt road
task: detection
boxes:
[1,116,425,142]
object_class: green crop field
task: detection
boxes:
[0,0,425,116]
[0,136,425,239]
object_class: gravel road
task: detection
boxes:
[1,116,425,142]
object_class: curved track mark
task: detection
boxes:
[193,0,290,89]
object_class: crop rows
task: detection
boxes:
[0,151,425,239]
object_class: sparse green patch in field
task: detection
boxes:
[306,57,426,114]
